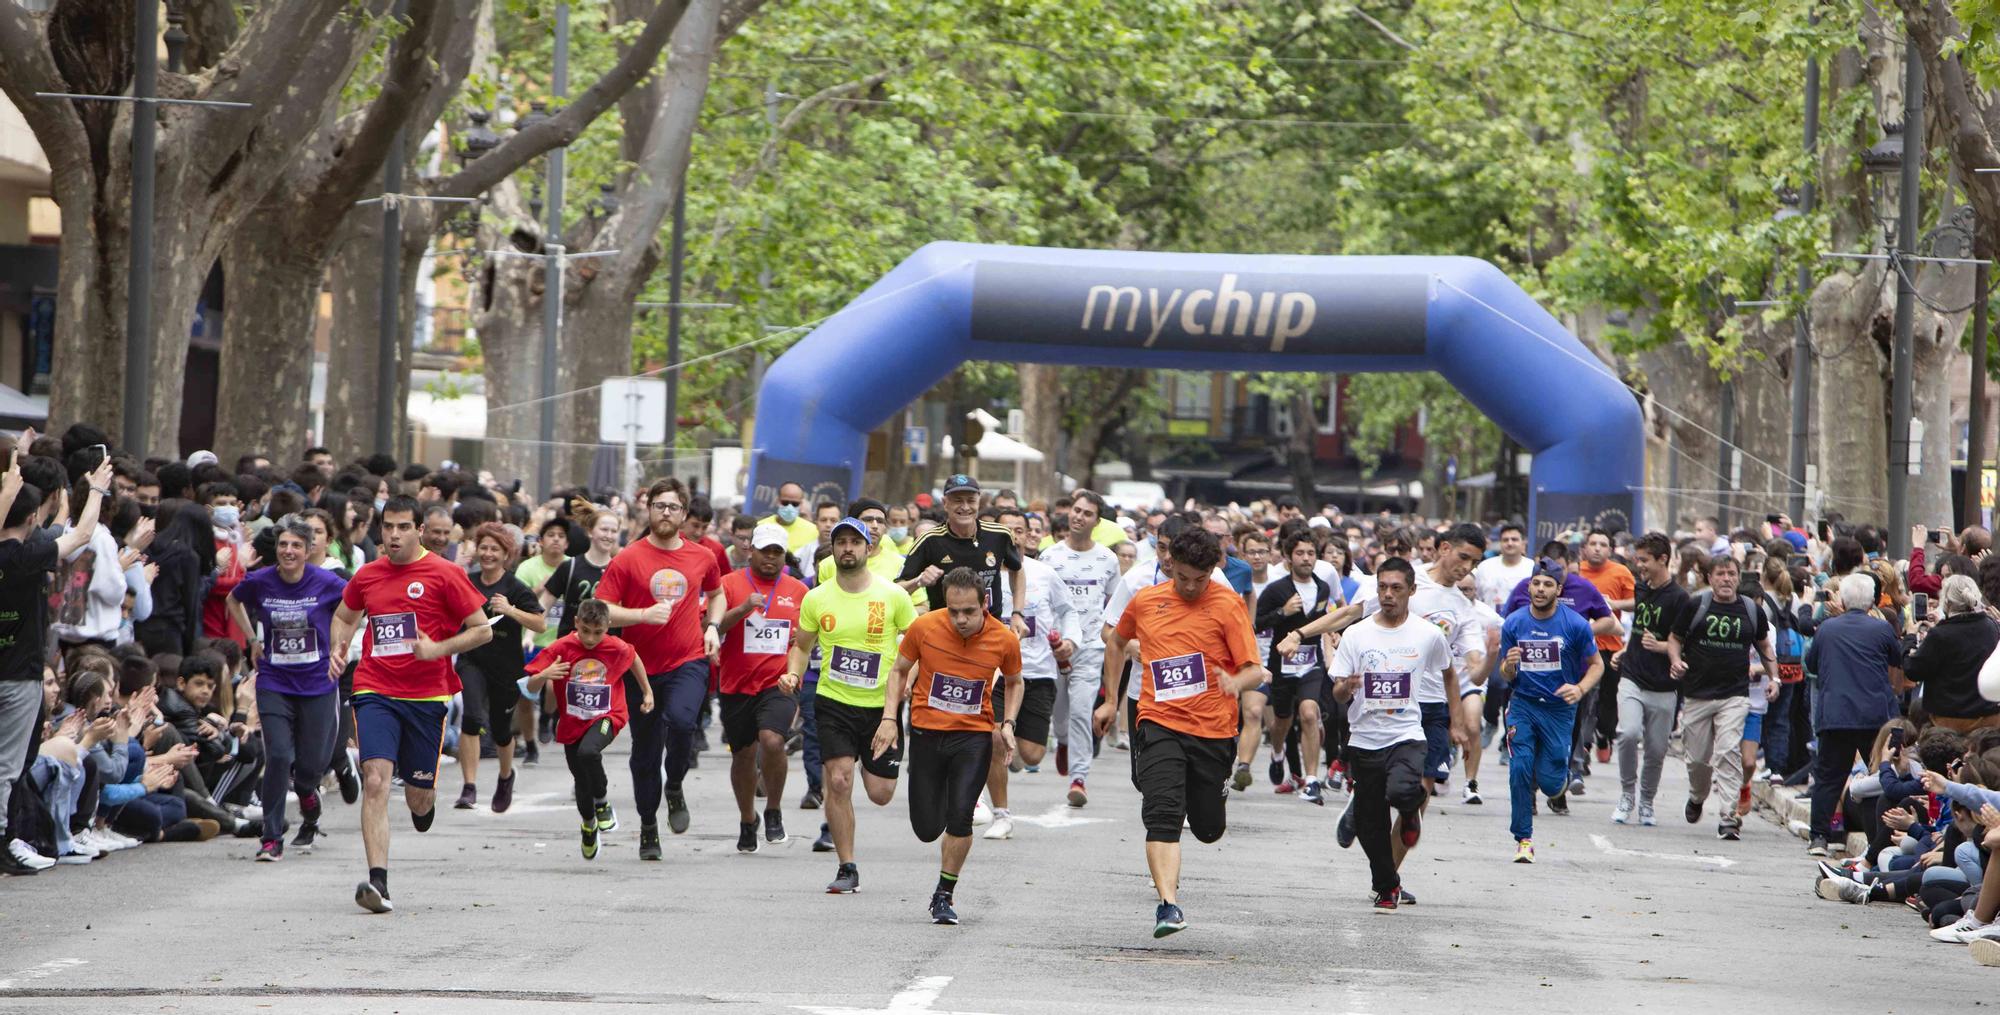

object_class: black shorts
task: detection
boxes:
[1130,720,1232,844]
[908,727,993,841]
[814,694,902,780]
[455,657,523,744]
[991,679,1056,744]
[721,687,798,751]
[1269,670,1328,719]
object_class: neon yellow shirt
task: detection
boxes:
[758,514,820,553]
[800,576,916,708]
[817,547,907,585]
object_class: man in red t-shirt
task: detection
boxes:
[526,598,653,861]
[715,524,808,853]
[593,477,725,859]
[330,496,492,915]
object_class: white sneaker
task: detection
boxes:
[70,830,112,854]
[1931,915,1995,944]
[1612,797,1633,825]
[54,848,93,864]
[972,800,993,827]
[101,828,142,850]
[983,815,1015,840]
[8,838,55,870]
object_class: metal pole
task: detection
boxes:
[1967,260,1989,530]
[1666,430,1680,536]
[1888,37,1924,557]
[374,139,404,457]
[665,188,684,457]
[624,387,640,496]
[536,1,570,497]
[1789,39,1819,524]
[1718,382,1735,529]
[123,0,157,454]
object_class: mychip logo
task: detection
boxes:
[1079,274,1316,352]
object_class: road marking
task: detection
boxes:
[1010,803,1110,829]
[1589,834,1736,868]
[0,958,87,989]
[791,974,1004,1015]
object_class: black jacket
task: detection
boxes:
[1254,573,1333,674]
[1904,611,2000,720]
[134,542,202,655]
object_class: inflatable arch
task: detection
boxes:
[745,243,1642,538]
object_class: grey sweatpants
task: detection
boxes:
[1050,647,1103,783]
[1615,682,1676,806]
[0,680,44,838]
[1680,695,1749,828]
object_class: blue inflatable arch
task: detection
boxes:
[746,242,1643,538]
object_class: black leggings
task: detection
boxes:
[564,719,619,822]
[908,727,992,841]
[457,659,523,746]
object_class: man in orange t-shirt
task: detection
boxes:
[1093,527,1263,939]
[873,568,1022,926]
[1577,529,1636,775]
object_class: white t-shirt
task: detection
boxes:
[1015,555,1078,681]
[1332,614,1452,751]
[1356,571,1483,703]
[1472,555,1534,611]
[1312,559,1346,602]
[1041,540,1121,650]
[1106,560,1231,700]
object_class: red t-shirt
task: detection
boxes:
[594,536,723,674]
[526,632,640,743]
[202,537,247,647]
[701,536,732,576]
[341,550,487,699]
[716,569,808,695]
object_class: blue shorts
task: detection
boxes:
[354,694,450,789]
[1420,701,1452,783]
[1742,712,1764,745]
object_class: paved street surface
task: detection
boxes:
[2,730,1989,1013]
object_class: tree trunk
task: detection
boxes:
[214,223,322,466]
[1287,387,1318,508]
[1018,363,1061,500]
[323,211,380,461]
[475,246,546,487]
[1635,342,1725,532]
[1809,264,1892,524]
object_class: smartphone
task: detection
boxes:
[1817,521,1831,543]
[1912,592,1929,618]
[1766,514,1782,526]
[1888,726,1907,751]
[1817,588,1831,603]
[1787,553,1812,569]
[1928,529,1943,544]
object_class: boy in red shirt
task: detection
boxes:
[526,598,653,860]
[715,524,808,853]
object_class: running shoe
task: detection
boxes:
[799,789,823,810]
[595,801,619,832]
[1547,793,1569,817]
[827,862,860,894]
[1567,775,1586,797]
[539,713,556,744]
[1931,916,2000,944]
[1234,762,1254,791]
[738,820,760,854]
[813,822,834,853]
[336,762,360,805]
[1056,744,1069,776]
[639,824,663,861]
[1462,781,1482,805]
[1612,797,1633,825]
[1153,901,1187,937]
[1371,891,1398,913]
[1514,839,1535,863]
[491,771,516,814]
[354,880,392,914]
[1479,721,1496,748]
[972,800,993,826]
[983,814,1014,840]
[581,819,599,860]
[454,783,477,810]
[1973,938,2000,966]
[1398,889,1417,905]
[522,740,540,766]
[1067,780,1088,808]
[666,791,691,834]
[930,892,960,925]
[1638,802,1657,826]
[8,839,54,871]
[1815,876,1869,904]
[765,809,788,845]
[1336,794,1357,849]
[1267,757,1284,786]
[1684,797,1703,824]
[1717,823,1741,841]
[1301,778,1324,806]
[291,820,320,853]
[1397,808,1421,849]
[1275,776,1299,795]
[1009,755,1025,774]
[256,838,283,862]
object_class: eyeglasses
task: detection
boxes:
[778,498,802,508]
[651,501,685,515]
[858,515,887,526]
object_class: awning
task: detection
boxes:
[406,390,486,440]
[944,407,1046,463]
[0,382,47,431]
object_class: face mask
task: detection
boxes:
[775,504,800,525]
[888,526,908,543]
[212,506,240,529]
[374,498,387,512]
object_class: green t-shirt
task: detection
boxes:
[515,554,562,648]
[816,547,908,585]
[800,575,916,708]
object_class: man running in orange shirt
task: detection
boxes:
[1575,528,1634,794]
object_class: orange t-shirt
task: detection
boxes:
[897,608,1023,733]
[1114,579,1257,740]
[1579,559,1635,651]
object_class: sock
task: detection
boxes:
[936,870,958,897]
[993,808,1009,819]
[369,866,389,894]
[300,792,321,823]
[594,798,608,810]
[412,808,435,833]
[1468,780,1479,792]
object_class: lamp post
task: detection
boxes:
[1855,51,1921,555]
[538,2,571,500]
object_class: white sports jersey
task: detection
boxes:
[1357,571,1483,703]
[1473,555,1534,611]
[1041,540,1121,649]
[1015,555,1078,681]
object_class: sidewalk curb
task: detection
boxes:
[1750,778,1868,856]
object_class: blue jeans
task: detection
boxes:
[1508,695,1575,842]
[1764,681,1796,775]
[799,674,823,794]
[626,658,711,824]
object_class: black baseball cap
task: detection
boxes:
[943,474,980,496]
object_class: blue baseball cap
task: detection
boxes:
[1532,557,1567,584]
[1782,530,1808,551]
[830,517,873,545]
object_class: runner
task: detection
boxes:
[899,474,1026,631]
[981,506,1077,838]
[1497,559,1603,863]
[523,599,654,860]
[715,524,808,852]
[873,567,1023,924]
[789,517,918,893]
[1327,557,1456,911]
[227,517,346,861]
[1093,527,1263,937]
[542,505,618,639]
[1251,532,1334,804]
[331,495,492,914]
[592,478,724,859]
[454,523,546,813]
[1041,489,1121,808]
[1472,523,1532,610]
[816,497,919,590]
[1103,515,1232,756]
[1613,532,1688,826]
[514,517,569,753]
[1573,529,1635,793]
[1454,572,1502,805]
[1666,553,1776,840]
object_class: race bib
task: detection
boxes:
[1361,671,1412,711]
[546,600,565,631]
[1281,644,1319,676]
[744,615,790,656]
[926,671,987,716]
[825,645,882,689]
[370,612,417,658]
[1256,630,1273,662]
[1022,614,1038,638]
[1519,638,1560,673]
[1063,578,1102,608]
[270,612,321,666]
[565,680,613,721]
[1148,653,1208,702]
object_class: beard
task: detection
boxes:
[650,516,679,541]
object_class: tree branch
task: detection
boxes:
[606,0,723,270]
[0,4,91,180]
[728,63,914,189]
[308,0,458,222]
[1349,7,1416,51]
[183,0,241,71]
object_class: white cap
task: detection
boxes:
[751,523,789,551]
[187,450,218,469]
[1307,516,1332,530]
[1117,516,1137,531]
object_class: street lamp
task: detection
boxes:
[1862,122,1904,248]
[458,109,502,164]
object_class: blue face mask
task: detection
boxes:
[374,497,387,512]
[212,505,240,529]
[775,504,800,525]
[887,526,909,543]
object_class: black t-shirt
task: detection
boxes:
[1671,593,1768,700]
[1622,579,1690,693]
[463,570,541,676]
[542,554,607,638]
[0,532,58,680]
[897,521,1022,617]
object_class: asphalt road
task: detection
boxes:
[2,724,1991,1014]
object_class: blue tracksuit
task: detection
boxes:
[1500,603,1598,842]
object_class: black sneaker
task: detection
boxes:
[1335,794,1357,848]
[1153,901,1187,938]
[930,891,959,925]
[1372,891,1398,913]
[812,822,834,852]
[639,824,663,861]
[1398,889,1417,905]
[491,771,516,814]
[800,789,823,810]
[538,713,556,745]
[522,740,540,766]
[827,862,860,894]
[256,838,283,862]
[336,764,360,805]
[1807,835,1830,857]
[0,847,39,877]
[454,784,477,810]
[290,821,320,854]
[738,820,760,854]
[595,801,619,832]
[1547,793,1570,817]
[1684,797,1703,824]
[1268,756,1284,786]
[1717,823,1741,841]
[666,791,691,835]
[354,879,392,914]
[765,809,788,844]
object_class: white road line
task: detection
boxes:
[1009,803,1111,829]
[0,957,87,990]
[791,974,1006,1015]
[1590,833,1736,868]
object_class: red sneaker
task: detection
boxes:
[1398,808,1422,849]
[1275,777,1299,795]
[1067,780,1087,808]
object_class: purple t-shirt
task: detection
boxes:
[230,564,348,696]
